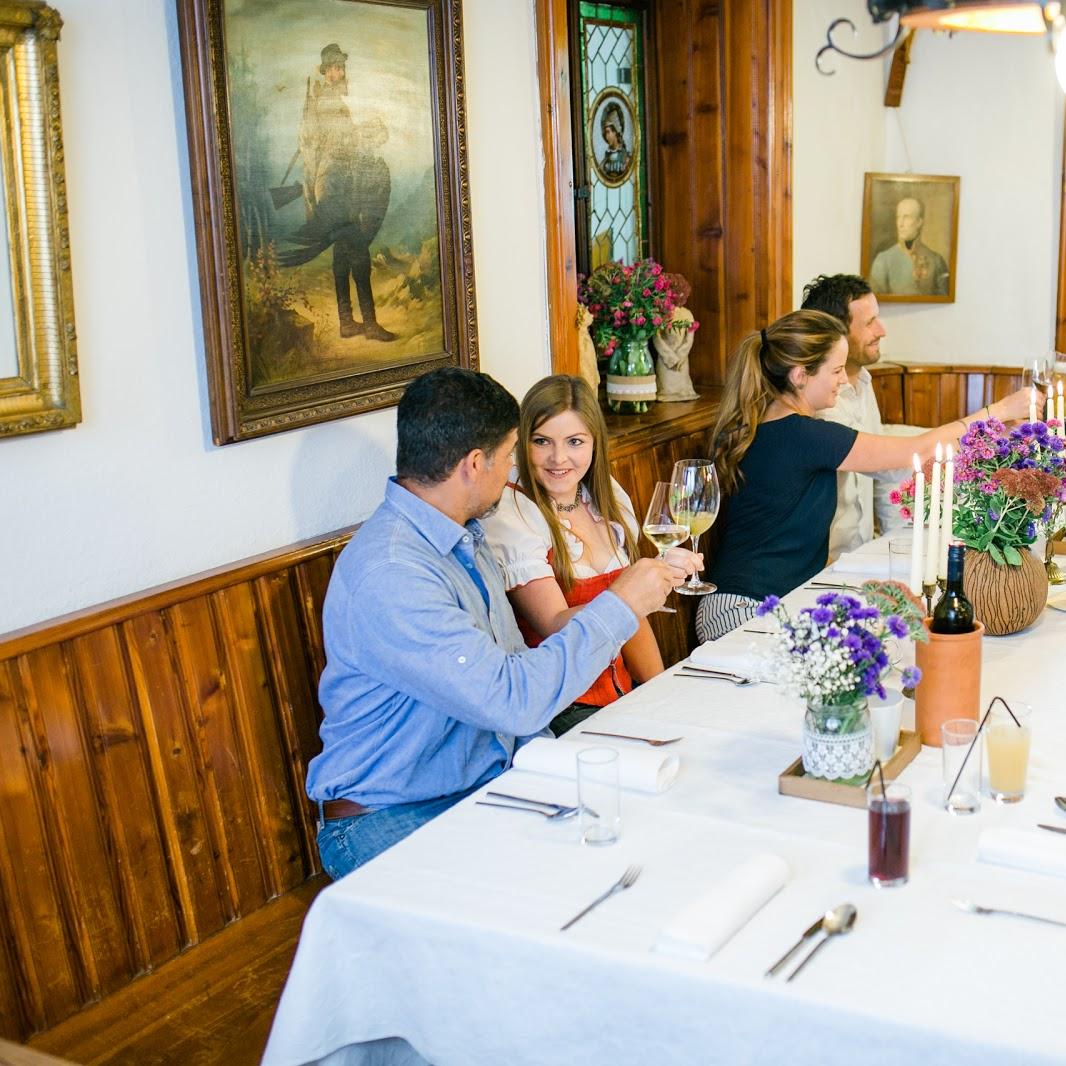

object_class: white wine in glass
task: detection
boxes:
[643,481,687,613]
[670,459,720,596]
[643,482,689,556]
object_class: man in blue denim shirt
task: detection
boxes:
[308,368,686,878]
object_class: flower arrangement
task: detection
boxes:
[577,258,698,362]
[757,583,925,708]
[891,418,1066,566]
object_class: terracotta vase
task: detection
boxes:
[962,548,1047,636]
[914,619,984,747]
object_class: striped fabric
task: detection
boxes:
[695,592,761,643]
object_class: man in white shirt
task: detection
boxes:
[801,274,919,557]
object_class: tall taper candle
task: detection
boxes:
[1030,387,1038,425]
[1048,389,1056,424]
[938,444,954,580]
[924,442,943,587]
[909,455,924,596]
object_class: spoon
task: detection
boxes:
[786,903,857,982]
[1055,796,1066,813]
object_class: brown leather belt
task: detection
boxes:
[321,798,371,821]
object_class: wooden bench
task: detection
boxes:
[0,528,355,1064]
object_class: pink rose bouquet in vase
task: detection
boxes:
[578,259,698,413]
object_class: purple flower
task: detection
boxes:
[756,595,780,616]
[1027,522,1036,539]
[810,607,834,625]
[886,615,907,638]
[900,665,921,689]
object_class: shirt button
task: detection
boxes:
[457,655,467,664]
[462,535,471,543]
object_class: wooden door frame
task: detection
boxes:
[1057,105,1066,352]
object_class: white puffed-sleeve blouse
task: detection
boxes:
[482,474,640,591]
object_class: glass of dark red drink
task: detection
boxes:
[867,782,910,887]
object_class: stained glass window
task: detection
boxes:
[577,2,649,270]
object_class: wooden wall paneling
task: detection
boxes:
[123,611,228,947]
[254,571,325,875]
[213,584,308,898]
[869,364,905,424]
[535,0,579,375]
[0,659,73,1037]
[903,372,939,426]
[1057,103,1066,352]
[292,554,334,685]
[936,373,961,422]
[653,0,726,389]
[17,644,133,1003]
[68,628,181,974]
[168,598,269,921]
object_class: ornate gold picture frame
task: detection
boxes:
[0,2,80,438]
[177,0,477,445]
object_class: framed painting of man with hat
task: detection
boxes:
[177,0,476,444]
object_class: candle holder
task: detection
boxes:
[1045,530,1065,586]
[922,582,939,618]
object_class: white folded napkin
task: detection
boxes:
[512,736,680,794]
[654,853,790,962]
[977,829,1066,880]
[686,640,766,677]
[830,551,891,578]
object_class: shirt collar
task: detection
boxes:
[384,477,482,556]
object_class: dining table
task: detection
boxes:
[263,537,1066,1066]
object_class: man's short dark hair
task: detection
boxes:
[800,274,873,327]
[396,367,519,483]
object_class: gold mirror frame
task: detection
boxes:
[0,1,78,438]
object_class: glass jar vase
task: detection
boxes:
[802,700,874,784]
[605,337,656,414]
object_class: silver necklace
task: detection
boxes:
[554,496,581,513]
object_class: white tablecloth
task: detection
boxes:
[264,545,1066,1066]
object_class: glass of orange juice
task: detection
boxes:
[985,701,1032,804]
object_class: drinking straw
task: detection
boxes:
[944,696,1019,809]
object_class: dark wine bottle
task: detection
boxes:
[931,543,975,634]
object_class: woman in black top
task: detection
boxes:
[697,310,1037,641]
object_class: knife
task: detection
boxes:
[1037,823,1066,835]
[764,914,824,978]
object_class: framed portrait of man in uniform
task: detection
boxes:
[177,0,476,444]
[861,173,959,305]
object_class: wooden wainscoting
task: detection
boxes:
[0,530,351,1046]
[870,361,1023,426]
[607,394,719,665]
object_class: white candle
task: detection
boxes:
[909,455,925,596]
[939,444,954,580]
[1058,381,1064,437]
[924,442,943,587]
[1030,386,1038,424]
[1048,389,1056,424]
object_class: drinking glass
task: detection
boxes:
[642,482,690,559]
[869,688,904,763]
[867,781,910,887]
[888,535,912,584]
[577,748,621,846]
[1023,353,1055,392]
[669,459,720,596]
[941,718,981,815]
[986,701,1032,804]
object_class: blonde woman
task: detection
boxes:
[698,309,1038,642]
[482,375,698,735]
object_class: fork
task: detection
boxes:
[475,800,578,821]
[560,865,642,931]
[951,898,1066,928]
[677,667,756,687]
[579,730,682,747]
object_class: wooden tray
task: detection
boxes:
[778,731,921,809]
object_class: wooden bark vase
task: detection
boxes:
[914,619,984,747]
[962,548,1047,636]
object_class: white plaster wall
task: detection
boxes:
[792,0,885,308]
[0,0,550,633]
[793,4,1064,365]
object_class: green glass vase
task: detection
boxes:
[605,337,656,414]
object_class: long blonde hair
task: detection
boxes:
[711,309,846,494]
[515,375,638,592]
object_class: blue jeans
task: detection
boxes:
[316,785,479,880]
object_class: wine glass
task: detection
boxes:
[669,459,720,596]
[643,481,688,613]
[1023,353,1055,392]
